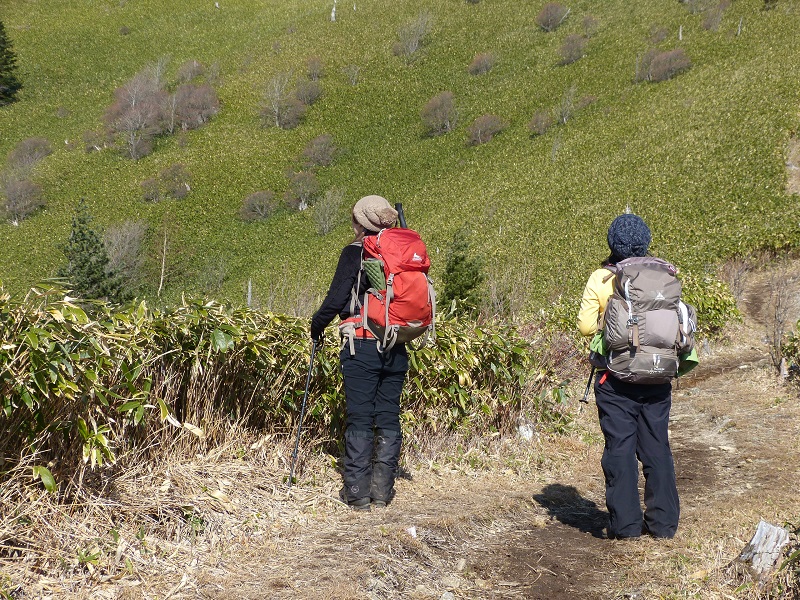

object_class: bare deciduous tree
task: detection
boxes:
[647,48,692,82]
[302,134,337,168]
[558,34,586,65]
[6,137,52,175]
[421,91,457,136]
[467,114,506,146]
[528,110,554,136]
[468,52,495,75]
[295,80,322,106]
[104,65,168,159]
[1,178,44,225]
[159,164,191,199]
[342,64,360,85]
[766,262,800,369]
[313,188,344,235]
[582,15,599,37]
[173,84,219,131]
[176,59,205,83]
[261,72,307,129]
[306,56,324,81]
[536,3,570,32]
[285,171,320,210]
[240,190,280,221]
[557,85,577,124]
[649,25,670,44]
[104,220,147,290]
[393,12,434,60]
[141,177,161,202]
[702,1,730,31]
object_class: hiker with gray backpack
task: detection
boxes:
[310,195,434,510]
[577,214,698,539]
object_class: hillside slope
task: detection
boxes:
[1,0,799,312]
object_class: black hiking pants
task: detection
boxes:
[339,338,407,502]
[594,373,680,539]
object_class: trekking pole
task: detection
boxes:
[288,340,318,490]
[581,366,596,405]
[394,202,408,228]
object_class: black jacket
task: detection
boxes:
[310,241,370,340]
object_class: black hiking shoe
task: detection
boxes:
[338,488,372,511]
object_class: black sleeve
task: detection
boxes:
[310,243,361,339]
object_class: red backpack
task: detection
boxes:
[340,228,436,353]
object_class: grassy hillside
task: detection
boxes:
[1,0,799,315]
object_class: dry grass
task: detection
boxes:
[3,263,800,599]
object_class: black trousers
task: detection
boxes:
[340,338,408,433]
[594,373,680,538]
[339,339,407,501]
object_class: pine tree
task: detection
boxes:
[440,227,485,314]
[58,200,126,303]
[0,20,22,106]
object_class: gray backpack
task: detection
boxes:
[600,257,696,384]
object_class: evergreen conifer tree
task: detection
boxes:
[0,20,22,106]
[440,227,484,314]
[58,200,126,303]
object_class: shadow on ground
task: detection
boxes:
[533,483,609,538]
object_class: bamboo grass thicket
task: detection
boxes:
[0,285,560,490]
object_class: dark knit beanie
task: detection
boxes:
[607,214,651,260]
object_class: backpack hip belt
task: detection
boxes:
[339,317,375,356]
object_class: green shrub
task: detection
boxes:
[0,285,567,486]
[782,322,800,377]
[0,20,22,106]
[680,271,739,337]
[440,227,484,313]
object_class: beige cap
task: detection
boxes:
[352,195,398,232]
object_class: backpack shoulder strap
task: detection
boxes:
[347,241,365,317]
[601,265,617,284]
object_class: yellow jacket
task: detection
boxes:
[577,267,615,337]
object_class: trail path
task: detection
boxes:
[190,265,800,600]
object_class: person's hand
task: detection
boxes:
[311,332,325,349]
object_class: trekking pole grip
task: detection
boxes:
[395,203,407,228]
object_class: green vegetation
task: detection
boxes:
[440,226,485,314]
[57,199,127,302]
[0,19,22,105]
[1,0,799,324]
[0,286,549,485]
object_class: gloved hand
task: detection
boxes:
[310,323,324,348]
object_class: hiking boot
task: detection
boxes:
[370,429,402,506]
[341,429,373,507]
[339,488,372,511]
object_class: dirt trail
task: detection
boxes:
[187,265,800,600]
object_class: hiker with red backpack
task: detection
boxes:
[310,195,434,510]
[577,214,697,540]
